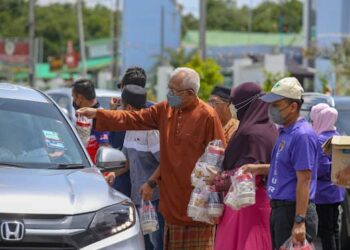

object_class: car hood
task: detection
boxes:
[0,167,127,214]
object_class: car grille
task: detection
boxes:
[0,242,77,250]
[0,213,96,249]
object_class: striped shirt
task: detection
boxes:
[122,130,160,205]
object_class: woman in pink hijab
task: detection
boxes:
[310,104,345,250]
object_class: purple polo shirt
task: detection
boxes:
[267,118,318,201]
[315,130,345,204]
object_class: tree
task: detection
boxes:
[262,70,290,92]
[0,1,116,61]
[184,53,224,100]
[182,13,198,38]
[165,47,196,68]
[330,38,350,95]
[181,0,303,34]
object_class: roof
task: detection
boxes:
[0,83,48,103]
[85,39,112,47]
[183,30,303,47]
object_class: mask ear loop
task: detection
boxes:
[233,94,260,109]
[233,94,260,112]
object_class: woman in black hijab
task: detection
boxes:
[214,82,278,250]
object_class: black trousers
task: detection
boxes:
[270,200,318,250]
[316,203,341,250]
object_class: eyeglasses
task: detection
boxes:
[208,99,228,106]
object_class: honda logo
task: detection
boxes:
[0,221,25,241]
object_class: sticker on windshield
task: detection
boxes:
[42,130,65,150]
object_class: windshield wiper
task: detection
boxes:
[0,162,27,168]
[51,164,86,170]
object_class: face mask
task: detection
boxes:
[167,91,182,108]
[268,105,290,125]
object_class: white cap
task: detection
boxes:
[260,77,304,103]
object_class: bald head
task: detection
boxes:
[170,67,200,94]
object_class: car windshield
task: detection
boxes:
[336,110,350,135]
[0,98,89,169]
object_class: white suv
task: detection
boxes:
[0,83,144,249]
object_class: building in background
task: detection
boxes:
[315,0,350,93]
[121,0,181,72]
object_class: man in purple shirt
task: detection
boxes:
[260,77,319,249]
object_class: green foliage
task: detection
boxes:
[165,47,196,68]
[181,14,198,38]
[329,38,350,95]
[183,53,224,100]
[207,0,249,31]
[262,70,290,92]
[182,0,302,34]
[0,1,116,61]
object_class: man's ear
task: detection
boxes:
[291,102,299,113]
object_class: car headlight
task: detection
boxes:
[90,201,136,240]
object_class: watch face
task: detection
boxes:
[295,215,305,223]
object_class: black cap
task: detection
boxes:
[121,85,147,109]
[118,67,147,89]
[211,86,231,102]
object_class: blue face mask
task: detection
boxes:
[167,90,182,108]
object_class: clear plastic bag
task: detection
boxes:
[224,169,256,210]
[187,181,208,218]
[207,191,224,218]
[191,140,225,186]
[75,114,92,146]
[205,140,225,168]
[279,237,315,250]
[139,200,159,235]
[187,184,215,224]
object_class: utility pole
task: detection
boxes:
[28,0,35,88]
[111,0,120,85]
[303,0,312,67]
[77,0,87,77]
[199,0,207,60]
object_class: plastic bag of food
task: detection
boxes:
[187,181,208,218]
[139,200,159,235]
[207,191,224,218]
[279,237,315,250]
[205,140,225,168]
[224,169,256,210]
[224,178,240,210]
[191,140,225,186]
[75,114,92,146]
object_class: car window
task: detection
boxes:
[49,94,70,110]
[0,98,89,168]
[336,110,350,135]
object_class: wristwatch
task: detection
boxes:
[294,215,306,224]
[147,180,157,189]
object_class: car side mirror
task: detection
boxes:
[95,146,127,172]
